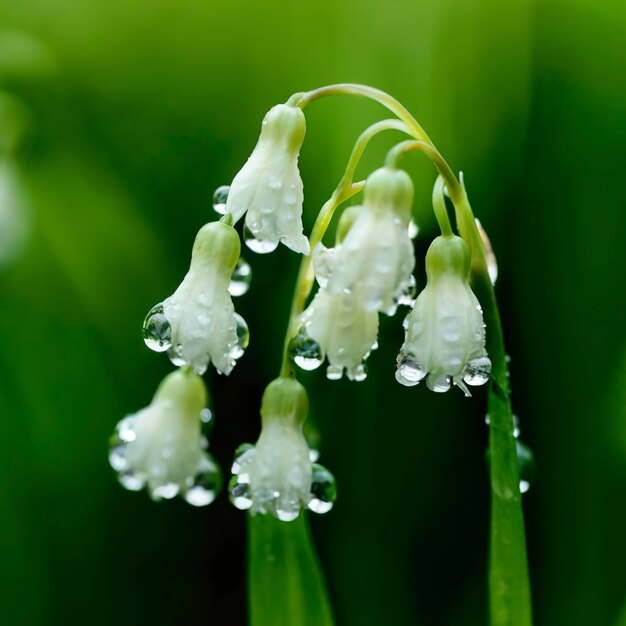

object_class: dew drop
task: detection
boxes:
[165,344,185,368]
[143,304,172,352]
[231,443,256,474]
[184,454,222,506]
[383,302,398,316]
[150,482,180,500]
[397,275,417,306]
[289,331,323,371]
[244,224,279,254]
[229,475,253,510]
[307,464,337,514]
[326,364,343,381]
[228,257,252,296]
[116,417,136,443]
[512,414,521,438]
[108,443,129,472]
[212,185,230,215]
[229,313,249,360]
[275,506,300,522]
[517,441,536,494]
[308,448,320,463]
[118,471,145,491]
[395,356,426,386]
[200,408,213,424]
[426,374,452,393]
[463,355,492,386]
[408,219,419,239]
[351,363,367,382]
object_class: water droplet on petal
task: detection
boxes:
[167,343,186,367]
[289,331,323,371]
[463,356,492,386]
[212,185,230,215]
[229,475,253,510]
[308,448,320,463]
[184,454,222,506]
[326,364,343,381]
[116,417,136,443]
[228,257,252,296]
[351,363,367,382]
[426,374,452,393]
[143,304,172,352]
[118,471,145,491]
[397,275,417,306]
[244,224,279,254]
[150,482,180,500]
[231,443,256,474]
[307,464,337,514]
[109,443,129,472]
[229,313,249,360]
[408,219,419,239]
[395,357,426,386]
[275,506,300,522]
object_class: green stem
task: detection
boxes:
[248,515,334,626]
[279,119,411,377]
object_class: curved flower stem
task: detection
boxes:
[279,119,412,377]
[431,176,453,237]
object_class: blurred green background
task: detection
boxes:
[0,1,624,625]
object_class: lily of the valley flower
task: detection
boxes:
[229,378,337,521]
[109,370,222,506]
[325,167,415,315]
[298,285,379,381]
[396,234,491,395]
[225,103,309,255]
[142,221,249,375]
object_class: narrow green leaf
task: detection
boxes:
[474,271,533,626]
[248,514,334,626]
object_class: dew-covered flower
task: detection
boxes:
[396,234,491,395]
[229,378,337,521]
[109,369,222,506]
[142,221,249,375]
[225,103,309,255]
[325,167,415,315]
[294,285,379,381]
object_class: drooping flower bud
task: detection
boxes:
[396,234,491,395]
[295,286,378,381]
[109,370,222,506]
[225,103,309,255]
[229,378,337,521]
[325,167,415,315]
[142,221,249,375]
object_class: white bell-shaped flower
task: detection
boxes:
[109,370,222,506]
[225,103,309,255]
[326,167,415,315]
[396,234,491,395]
[296,285,379,381]
[229,378,337,521]
[142,221,249,375]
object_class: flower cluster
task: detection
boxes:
[110,87,497,521]
[291,167,416,380]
